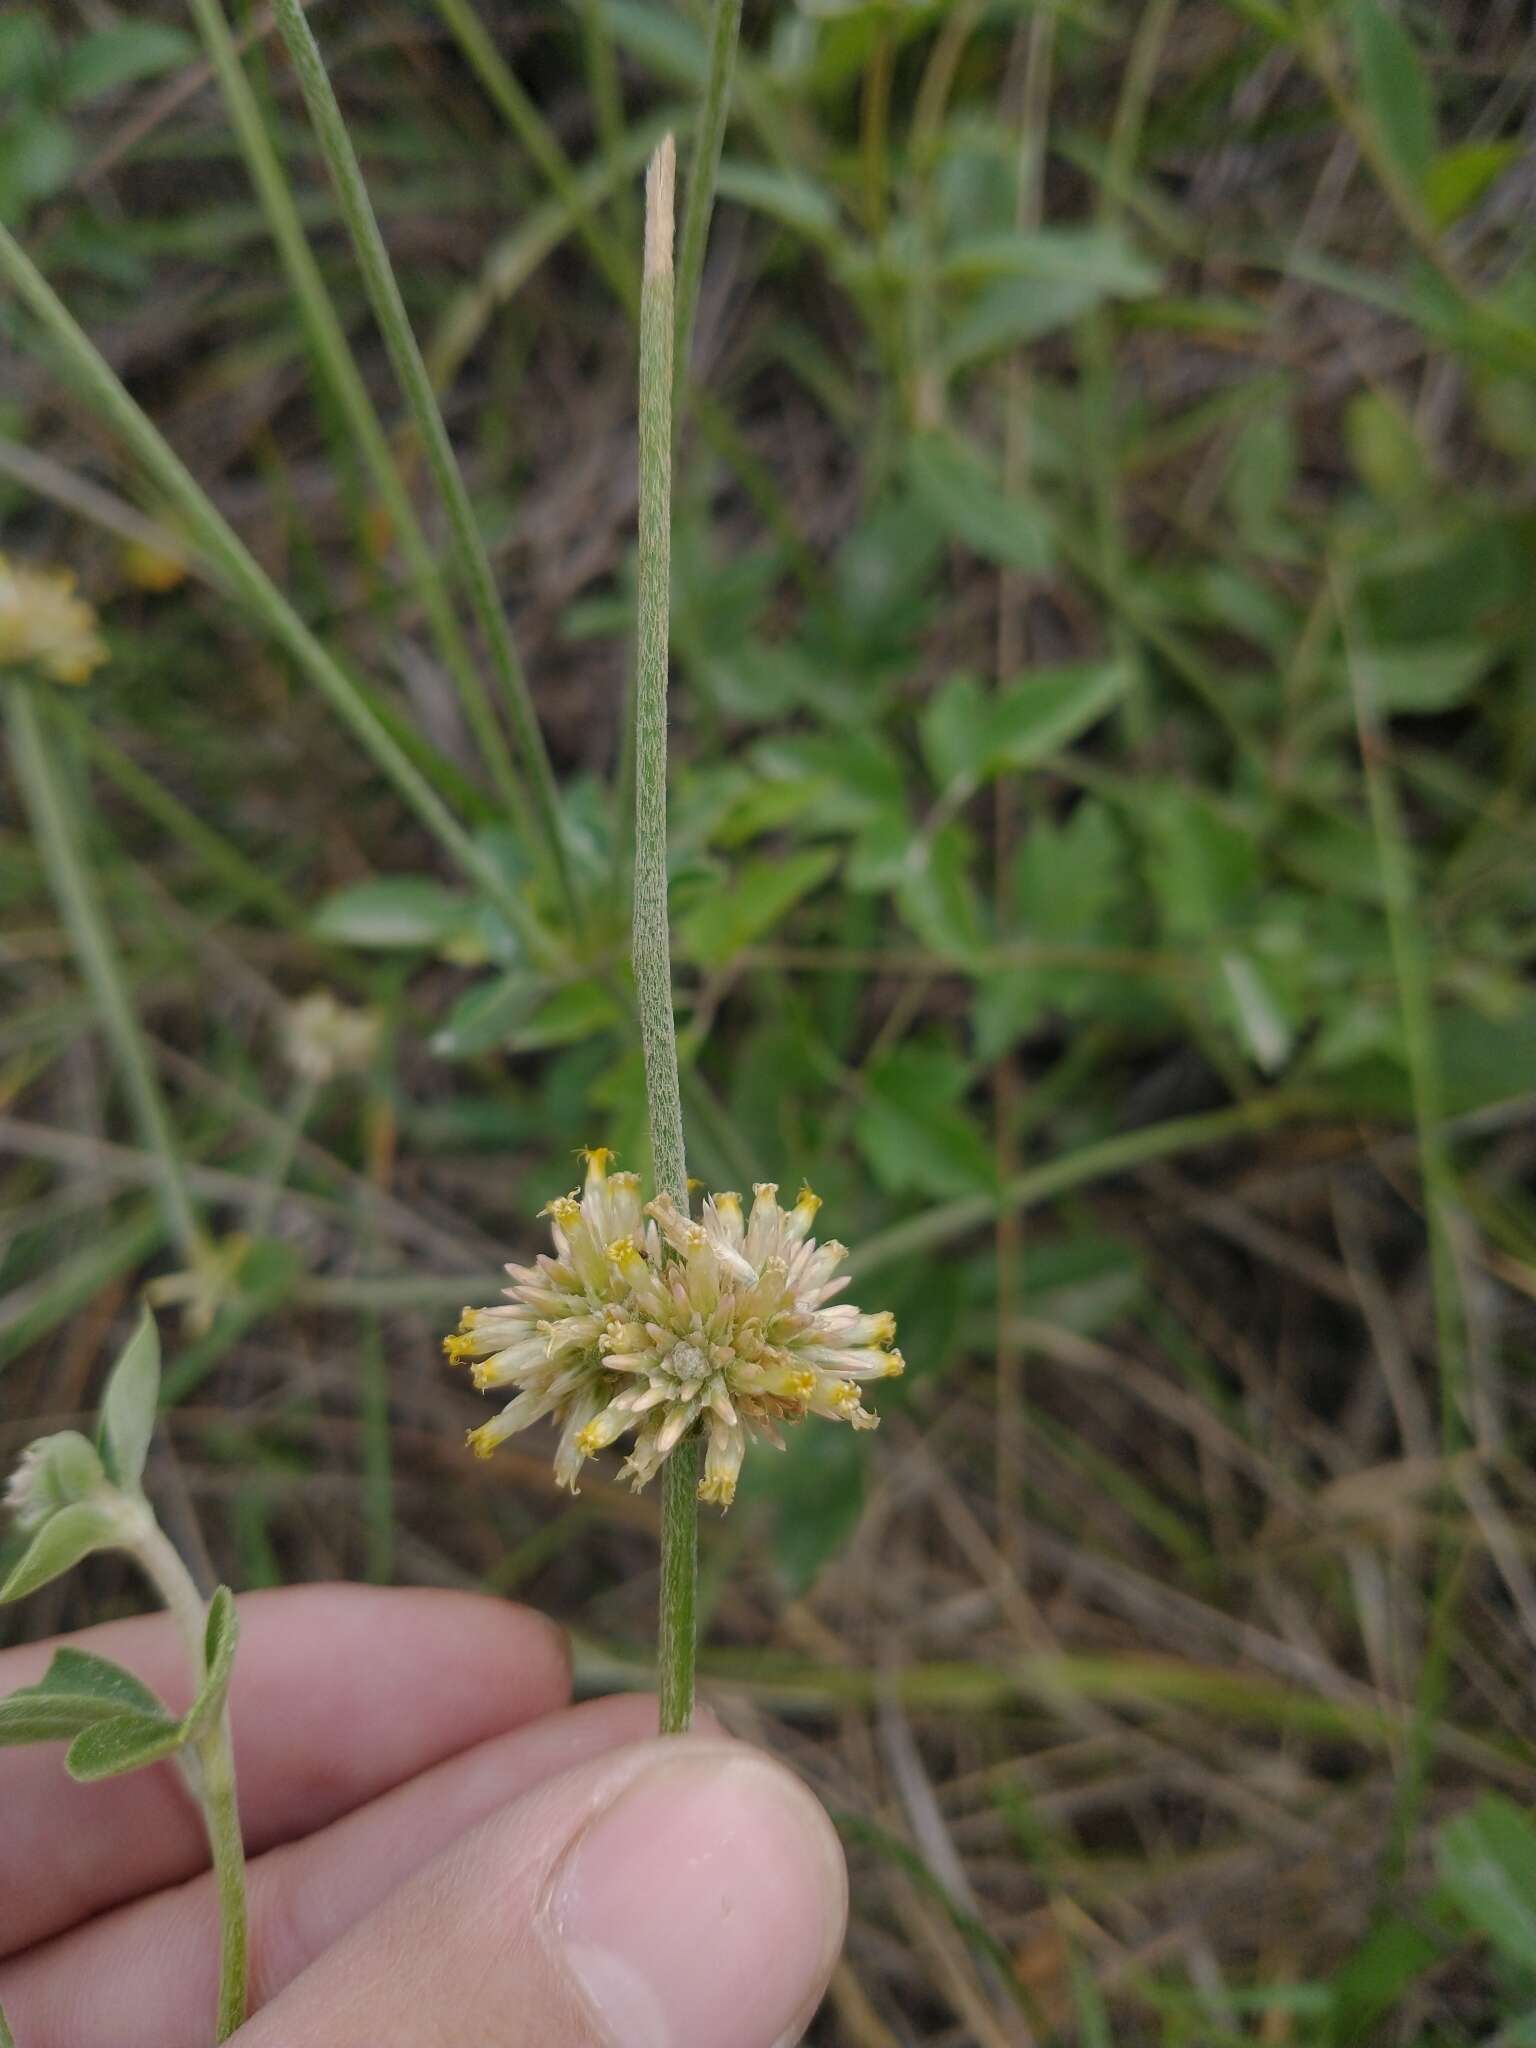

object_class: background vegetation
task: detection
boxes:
[3,0,1536,2039]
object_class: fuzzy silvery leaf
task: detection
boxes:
[0,1501,120,1604]
[65,1707,185,1783]
[99,1307,160,1492]
[182,1586,239,1742]
[0,1647,166,1746]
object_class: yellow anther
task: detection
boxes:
[465,1426,497,1461]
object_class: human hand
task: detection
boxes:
[0,1586,847,2046]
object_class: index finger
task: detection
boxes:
[0,1583,569,1956]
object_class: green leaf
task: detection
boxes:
[1349,0,1435,193]
[1345,389,1429,503]
[430,971,543,1057]
[0,1646,166,1744]
[184,1585,239,1741]
[922,661,1131,790]
[941,228,1162,298]
[895,821,989,961]
[65,1708,185,1783]
[57,23,194,104]
[907,432,1052,575]
[0,1501,120,1603]
[1352,642,1487,714]
[0,11,57,97]
[739,1424,866,1595]
[99,1306,159,1491]
[676,849,838,967]
[312,878,474,951]
[856,1047,995,1201]
[1215,950,1296,1073]
[714,160,837,241]
[1424,140,1522,228]
[0,113,77,217]
[1437,1795,1536,1971]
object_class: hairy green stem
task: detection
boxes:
[658,1440,700,1732]
[635,140,696,1733]
[269,0,579,930]
[673,0,744,412]
[5,683,203,1263]
[183,0,529,823]
[0,222,540,950]
[634,140,688,1215]
[129,1515,248,2040]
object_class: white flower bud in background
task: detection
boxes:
[4,1431,108,1532]
[282,990,381,1085]
[446,1149,903,1508]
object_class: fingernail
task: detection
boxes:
[550,1746,846,2048]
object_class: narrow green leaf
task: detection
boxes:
[100,1305,160,1491]
[65,1708,185,1783]
[0,1502,120,1603]
[1425,140,1522,228]
[1350,0,1435,193]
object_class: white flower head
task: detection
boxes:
[5,1432,107,1532]
[282,990,381,1085]
[445,1150,902,1507]
[0,554,107,685]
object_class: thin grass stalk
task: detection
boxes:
[5,682,204,1264]
[269,0,580,930]
[1343,578,1469,1891]
[673,0,743,410]
[635,138,696,1734]
[182,0,531,824]
[0,223,540,949]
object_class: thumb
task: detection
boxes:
[235,1735,848,2048]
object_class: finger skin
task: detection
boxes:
[0,1585,570,1955]
[238,1737,847,2048]
[0,1694,688,2048]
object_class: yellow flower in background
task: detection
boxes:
[0,554,108,685]
[446,1150,903,1506]
[121,538,190,594]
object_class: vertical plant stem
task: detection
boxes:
[128,1515,249,2040]
[634,139,688,1216]
[1342,576,1468,1891]
[673,0,743,410]
[5,682,203,1264]
[182,0,531,825]
[268,0,580,931]
[658,1439,700,1732]
[635,138,696,1733]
